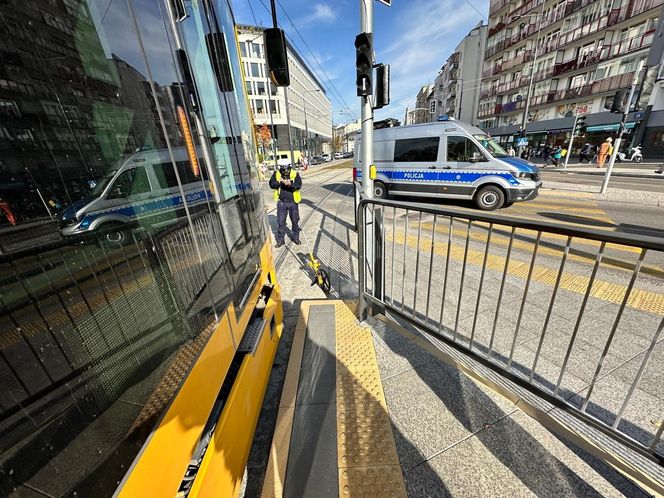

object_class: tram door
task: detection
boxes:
[172,0,264,307]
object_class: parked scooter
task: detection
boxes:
[616,145,643,163]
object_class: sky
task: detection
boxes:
[232,0,490,124]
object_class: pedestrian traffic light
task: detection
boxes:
[373,63,390,109]
[607,89,628,113]
[576,115,587,135]
[355,33,373,97]
[265,28,290,87]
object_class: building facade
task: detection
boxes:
[237,25,332,156]
[478,0,663,147]
[333,119,360,153]
[405,85,434,124]
[432,22,488,124]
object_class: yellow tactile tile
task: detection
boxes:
[339,466,407,498]
[335,302,406,498]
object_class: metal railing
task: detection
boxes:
[358,198,664,465]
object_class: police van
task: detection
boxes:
[59,147,212,245]
[353,119,541,210]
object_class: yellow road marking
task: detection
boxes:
[415,222,645,257]
[390,233,664,315]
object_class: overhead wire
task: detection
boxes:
[250,0,359,120]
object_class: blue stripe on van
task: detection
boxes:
[357,169,520,185]
[80,189,213,228]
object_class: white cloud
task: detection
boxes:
[299,3,336,25]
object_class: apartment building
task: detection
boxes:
[237,25,332,155]
[432,22,488,124]
[478,0,663,146]
[405,85,434,124]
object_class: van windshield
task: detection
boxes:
[90,169,118,197]
[473,134,509,158]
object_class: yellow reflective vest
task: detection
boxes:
[274,170,301,203]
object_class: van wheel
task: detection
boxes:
[98,224,130,247]
[373,181,388,199]
[474,185,504,210]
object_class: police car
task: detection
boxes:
[353,118,541,210]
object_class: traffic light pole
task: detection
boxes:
[600,75,639,195]
[563,113,579,170]
[360,0,374,199]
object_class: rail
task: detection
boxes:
[358,197,664,465]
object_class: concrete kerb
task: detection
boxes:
[543,181,664,208]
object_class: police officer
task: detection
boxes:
[269,163,302,247]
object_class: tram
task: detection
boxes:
[0,0,281,496]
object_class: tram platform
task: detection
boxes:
[251,299,654,497]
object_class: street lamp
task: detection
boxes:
[517,5,546,146]
[302,88,321,162]
[406,107,433,124]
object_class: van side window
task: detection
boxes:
[394,137,439,162]
[153,162,180,188]
[111,167,151,197]
[447,136,483,162]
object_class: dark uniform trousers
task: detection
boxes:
[276,200,300,243]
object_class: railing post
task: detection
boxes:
[357,201,367,321]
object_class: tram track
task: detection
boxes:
[274,180,350,272]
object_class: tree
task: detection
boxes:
[257,124,272,154]
[332,133,344,153]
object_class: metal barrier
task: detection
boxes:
[358,197,664,465]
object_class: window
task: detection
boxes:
[255,99,265,114]
[256,81,266,95]
[251,42,261,58]
[429,100,436,113]
[110,167,151,197]
[240,42,248,57]
[153,162,179,188]
[250,62,260,77]
[245,81,253,95]
[393,137,440,162]
[447,136,484,162]
[269,100,279,114]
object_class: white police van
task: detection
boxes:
[59,147,212,245]
[354,119,541,210]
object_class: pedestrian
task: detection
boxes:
[269,163,302,247]
[543,144,551,164]
[507,145,516,156]
[551,145,562,166]
[597,137,612,168]
[579,143,593,164]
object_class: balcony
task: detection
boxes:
[551,29,655,78]
[482,62,503,78]
[489,0,511,16]
[499,99,526,114]
[485,0,662,62]
[530,71,635,107]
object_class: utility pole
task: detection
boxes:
[600,70,641,194]
[563,113,578,170]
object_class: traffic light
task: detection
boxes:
[355,33,373,97]
[606,89,628,113]
[373,63,390,109]
[576,115,587,135]
[265,28,290,87]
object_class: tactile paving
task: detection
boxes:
[334,301,406,497]
[339,466,406,498]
